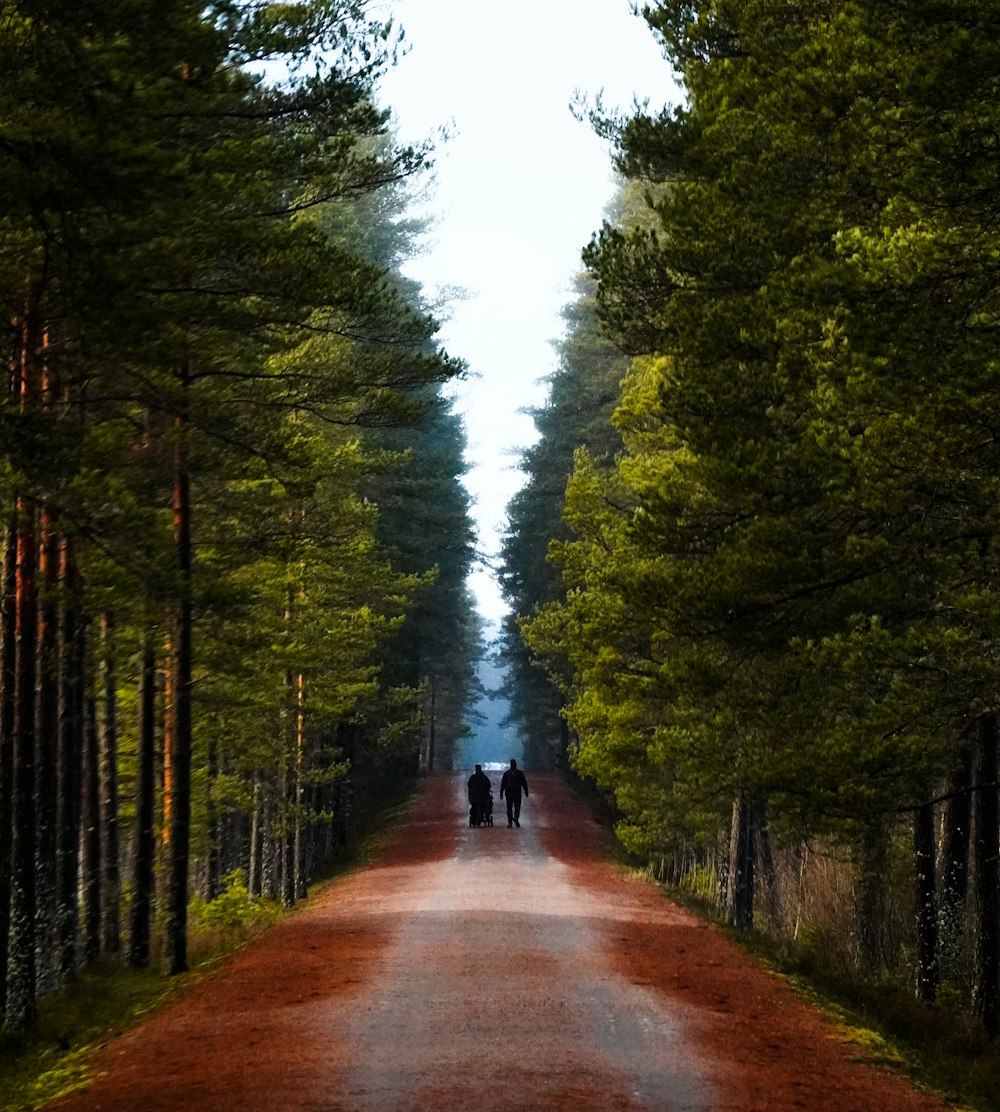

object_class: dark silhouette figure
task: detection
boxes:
[499,759,529,827]
[467,764,492,826]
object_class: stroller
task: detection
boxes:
[469,791,494,827]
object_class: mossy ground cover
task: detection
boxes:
[0,959,197,1111]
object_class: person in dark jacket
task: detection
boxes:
[467,764,492,826]
[499,758,528,827]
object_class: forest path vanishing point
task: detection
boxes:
[50,774,956,1112]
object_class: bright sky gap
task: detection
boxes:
[376,0,683,624]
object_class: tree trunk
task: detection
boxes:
[294,673,306,901]
[7,500,38,1028]
[856,815,890,970]
[914,799,938,1002]
[974,712,999,1038]
[753,798,782,932]
[248,778,262,898]
[427,677,436,773]
[129,635,156,967]
[206,725,220,902]
[55,540,83,978]
[82,685,101,963]
[726,795,755,932]
[280,660,295,908]
[167,362,193,975]
[100,615,120,953]
[0,516,18,1015]
[34,516,60,994]
[940,737,972,977]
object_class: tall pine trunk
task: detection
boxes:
[167,363,193,975]
[129,635,157,967]
[82,684,101,963]
[856,815,890,970]
[427,677,436,773]
[974,712,999,1037]
[7,312,40,1029]
[280,669,295,908]
[100,615,120,953]
[34,516,60,994]
[752,798,782,931]
[7,499,38,1028]
[914,799,938,1002]
[941,737,973,977]
[726,795,755,932]
[294,673,306,901]
[55,540,83,978]
[0,516,18,1015]
[206,727,220,901]
[248,778,262,898]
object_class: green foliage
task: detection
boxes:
[0,961,187,1112]
[191,870,266,933]
[0,0,479,1021]
[505,0,1000,1035]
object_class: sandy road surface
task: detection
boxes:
[51,773,955,1112]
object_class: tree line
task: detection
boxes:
[502,0,1000,1036]
[0,0,478,1031]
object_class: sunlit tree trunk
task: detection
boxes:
[248,777,262,898]
[281,666,295,908]
[161,628,174,860]
[294,673,306,900]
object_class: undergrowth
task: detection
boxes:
[659,875,1000,1112]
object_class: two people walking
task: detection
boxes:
[467,759,529,828]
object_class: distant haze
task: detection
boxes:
[454,652,520,770]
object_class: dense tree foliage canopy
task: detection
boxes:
[0,0,478,1026]
[503,0,1000,1032]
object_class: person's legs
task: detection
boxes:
[506,798,514,826]
[513,797,521,826]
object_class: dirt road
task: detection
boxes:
[52,773,954,1112]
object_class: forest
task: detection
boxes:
[501,0,1000,1040]
[0,0,479,1031]
[5,0,1000,1070]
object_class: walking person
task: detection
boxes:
[499,758,528,827]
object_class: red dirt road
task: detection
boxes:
[51,773,955,1111]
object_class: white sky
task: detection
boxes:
[375,1,682,623]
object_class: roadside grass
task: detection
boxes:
[0,780,420,1112]
[656,878,1000,1112]
[749,941,1000,1112]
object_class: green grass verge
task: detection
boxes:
[0,779,422,1112]
[0,959,199,1110]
